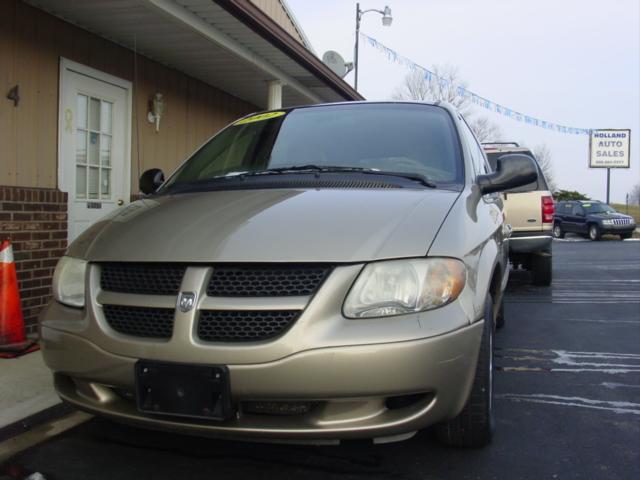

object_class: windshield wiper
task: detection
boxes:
[374,171,437,188]
[240,165,437,188]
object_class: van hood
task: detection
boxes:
[69,189,460,263]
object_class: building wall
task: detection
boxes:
[0,187,67,335]
[0,0,258,333]
[0,0,257,191]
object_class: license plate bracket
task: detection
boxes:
[135,361,232,421]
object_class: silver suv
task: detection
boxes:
[42,102,537,447]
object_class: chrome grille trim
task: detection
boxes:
[97,291,177,309]
[612,218,631,226]
[199,296,309,311]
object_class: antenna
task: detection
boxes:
[322,51,353,78]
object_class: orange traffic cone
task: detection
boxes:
[0,239,38,358]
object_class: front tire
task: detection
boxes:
[589,224,601,241]
[620,232,632,240]
[553,223,565,239]
[435,294,494,448]
[531,254,552,286]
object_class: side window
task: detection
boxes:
[572,205,584,216]
[458,116,488,176]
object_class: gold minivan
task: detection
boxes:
[41,103,537,447]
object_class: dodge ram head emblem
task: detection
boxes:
[178,292,197,313]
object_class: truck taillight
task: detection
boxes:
[542,196,554,223]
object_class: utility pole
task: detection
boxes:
[353,4,392,91]
[354,3,360,91]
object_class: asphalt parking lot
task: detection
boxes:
[2,240,639,480]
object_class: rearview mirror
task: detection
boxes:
[477,154,538,195]
[139,168,165,195]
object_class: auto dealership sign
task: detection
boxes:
[589,129,631,168]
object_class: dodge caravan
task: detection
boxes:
[41,102,537,447]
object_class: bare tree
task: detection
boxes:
[392,66,470,113]
[629,183,640,205]
[467,116,502,143]
[531,144,557,193]
[391,66,502,142]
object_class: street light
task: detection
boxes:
[354,3,392,91]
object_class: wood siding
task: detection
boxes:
[249,0,306,45]
[0,0,257,192]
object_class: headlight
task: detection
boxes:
[343,258,466,318]
[602,219,614,226]
[52,256,87,308]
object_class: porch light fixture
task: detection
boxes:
[147,93,165,132]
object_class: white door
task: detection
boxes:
[59,59,131,242]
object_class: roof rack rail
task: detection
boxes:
[481,142,520,147]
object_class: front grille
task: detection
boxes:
[197,310,300,342]
[207,265,331,297]
[101,263,186,295]
[103,305,175,339]
[612,218,631,226]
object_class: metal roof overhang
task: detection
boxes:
[25,0,363,108]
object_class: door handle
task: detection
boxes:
[117,199,124,206]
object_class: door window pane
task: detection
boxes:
[76,130,87,164]
[101,101,112,134]
[74,92,117,203]
[101,169,111,197]
[76,166,86,197]
[89,97,100,131]
[88,132,99,165]
[100,135,111,166]
[77,95,87,129]
[88,167,99,199]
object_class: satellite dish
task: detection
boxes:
[322,50,351,78]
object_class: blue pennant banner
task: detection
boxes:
[362,33,591,136]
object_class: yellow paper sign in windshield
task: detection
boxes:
[234,111,286,126]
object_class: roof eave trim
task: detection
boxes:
[213,0,364,102]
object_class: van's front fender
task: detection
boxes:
[427,188,506,321]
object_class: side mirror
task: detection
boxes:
[139,168,165,195]
[477,154,538,195]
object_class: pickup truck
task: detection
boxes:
[483,143,554,286]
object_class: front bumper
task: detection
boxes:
[600,224,635,235]
[41,320,483,442]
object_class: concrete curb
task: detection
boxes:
[0,404,75,445]
[0,410,91,464]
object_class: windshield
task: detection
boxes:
[160,104,462,192]
[583,203,616,214]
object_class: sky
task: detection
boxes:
[288,0,640,203]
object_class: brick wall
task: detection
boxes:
[0,186,68,335]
